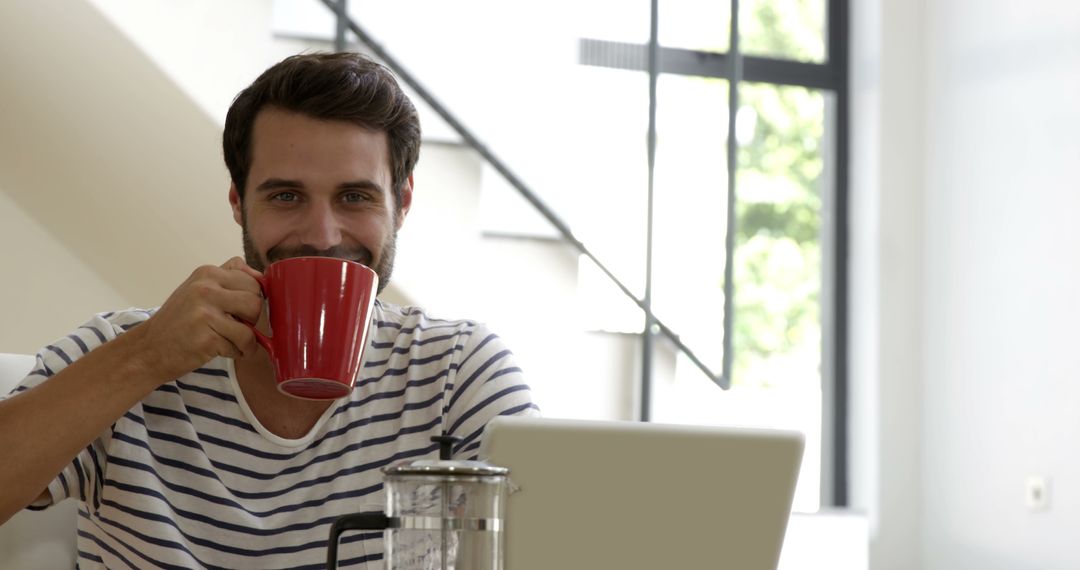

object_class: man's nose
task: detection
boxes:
[298,202,343,250]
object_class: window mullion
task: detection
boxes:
[721,0,742,389]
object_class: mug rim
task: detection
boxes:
[264,256,374,272]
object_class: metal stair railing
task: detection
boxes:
[317,0,731,393]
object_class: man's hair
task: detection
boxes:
[223,52,420,209]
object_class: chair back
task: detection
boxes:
[0,353,78,570]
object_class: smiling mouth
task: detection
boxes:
[266,245,373,267]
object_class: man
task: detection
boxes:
[0,52,537,568]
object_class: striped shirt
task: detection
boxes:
[6,301,539,569]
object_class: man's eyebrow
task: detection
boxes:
[340,180,386,194]
[254,178,303,192]
[252,178,387,194]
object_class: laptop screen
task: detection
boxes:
[479,416,804,570]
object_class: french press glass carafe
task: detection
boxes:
[328,435,510,570]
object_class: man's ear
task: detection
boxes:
[395,174,414,230]
[228,184,243,226]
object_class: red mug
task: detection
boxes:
[249,256,379,400]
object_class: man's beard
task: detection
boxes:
[240,217,397,294]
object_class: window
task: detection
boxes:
[573,0,846,512]
[285,0,848,511]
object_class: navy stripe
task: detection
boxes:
[449,384,532,435]
[76,527,140,570]
[326,552,383,570]
[113,410,438,494]
[441,382,456,416]
[58,469,71,498]
[127,388,443,465]
[486,366,523,383]
[193,367,230,378]
[256,550,381,570]
[82,516,200,570]
[364,343,464,368]
[77,549,104,563]
[457,332,498,370]
[175,379,237,403]
[107,444,435,502]
[119,322,139,331]
[156,383,180,395]
[25,503,49,511]
[375,319,466,333]
[143,403,258,434]
[89,515,206,570]
[80,325,108,344]
[460,440,482,456]
[100,311,116,319]
[375,319,403,329]
[140,403,193,423]
[72,455,87,502]
[454,427,484,456]
[377,303,457,321]
[100,496,350,539]
[107,476,383,524]
[349,361,458,397]
[126,390,443,464]
[323,392,444,443]
[186,405,259,432]
[45,344,74,366]
[369,331,465,350]
[140,415,440,481]
[123,413,205,454]
[267,534,382,570]
[87,444,105,511]
[447,347,511,412]
[67,333,90,355]
[100,494,385,548]
[334,370,449,417]
[112,432,219,480]
[94,497,380,565]
[454,402,538,454]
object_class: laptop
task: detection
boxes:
[478,416,804,570]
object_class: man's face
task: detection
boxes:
[229,107,412,293]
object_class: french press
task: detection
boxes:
[328,435,511,570]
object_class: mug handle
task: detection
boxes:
[242,274,275,360]
[328,512,389,569]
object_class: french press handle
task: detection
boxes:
[327,434,463,568]
[327,512,389,569]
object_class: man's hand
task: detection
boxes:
[0,257,267,524]
[130,257,265,382]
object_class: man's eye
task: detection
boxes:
[343,192,368,203]
[271,192,298,203]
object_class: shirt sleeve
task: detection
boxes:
[442,323,540,460]
[4,312,126,510]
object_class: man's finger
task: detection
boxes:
[217,258,263,297]
[212,289,264,324]
[221,257,263,280]
[209,311,257,359]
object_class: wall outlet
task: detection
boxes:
[1026,476,1050,512]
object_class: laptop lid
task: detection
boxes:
[478,416,804,570]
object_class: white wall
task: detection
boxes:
[85,0,306,126]
[921,1,1080,568]
[0,0,241,310]
[849,0,926,568]
[0,191,131,354]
